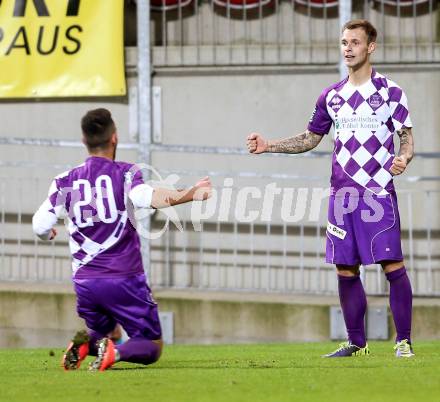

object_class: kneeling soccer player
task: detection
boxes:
[33,108,212,371]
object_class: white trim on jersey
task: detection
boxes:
[128,184,154,209]
[70,210,129,276]
[32,177,67,241]
[32,199,59,241]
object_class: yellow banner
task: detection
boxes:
[0,0,126,98]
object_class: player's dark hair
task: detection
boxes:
[343,19,377,44]
[81,108,116,151]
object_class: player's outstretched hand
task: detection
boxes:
[390,155,408,176]
[49,228,57,240]
[247,133,268,154]
[193,176,212,201]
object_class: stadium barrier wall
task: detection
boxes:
[0,283,439,348]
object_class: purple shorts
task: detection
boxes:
[326,192,403,266]
[73,274,162,340]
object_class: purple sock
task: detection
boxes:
[386,266,412,343]
[88,330,105,356]
[338,274,367,348]
[116,338,161,365]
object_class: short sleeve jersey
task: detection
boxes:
[308,69,412,195]
[36,156,153,279]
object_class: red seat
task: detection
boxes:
[294,0,338,8]
[373,0,429,5]
[146,0,193,11]
[213,0,273,10]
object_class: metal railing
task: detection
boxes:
[149,0,440,66]
[1,162,439,296]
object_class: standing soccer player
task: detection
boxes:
[33,108,212,371]
[246,20,414,357]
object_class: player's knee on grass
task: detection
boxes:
[152,339,164,362]
[138,339,162,365]
[336,264,360,276]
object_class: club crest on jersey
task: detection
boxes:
[368,93,384,110]
[329,94,343,112]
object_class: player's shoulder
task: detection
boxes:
[113,161,140,178]
[319,76,349,100]
[114,160,135,171]
[372,70,409,104]
[52,163,85,186]
[372,70,403,91]
[54,169,71,180]
[113,161,144,184]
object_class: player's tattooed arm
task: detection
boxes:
[390,127,414,176]
[397,128,414,163]
[267,130,323,153]
[247,130,323,154]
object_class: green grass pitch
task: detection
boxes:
[1,342,439,402]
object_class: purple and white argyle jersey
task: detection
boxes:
[308,69,412,195]
[32,157,154,279]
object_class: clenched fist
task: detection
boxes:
[247,133,268,154]
[390,156,408,176]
